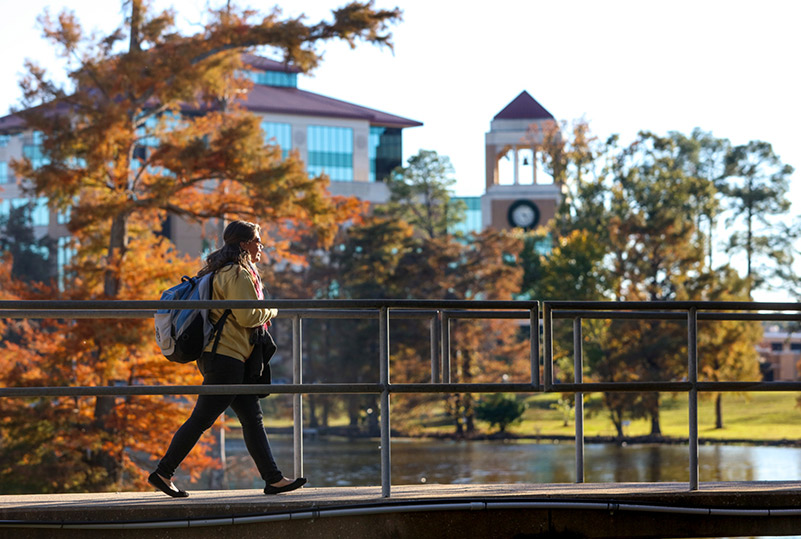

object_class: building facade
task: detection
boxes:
[758,330,801,381]
[0,55,421,274]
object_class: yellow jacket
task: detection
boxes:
[204,264,276,361]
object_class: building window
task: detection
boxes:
[771,342,784,352]
[307,126,353,182]
[0,161,7,184]
[244,70,297,88]
[262,121,292,159]
[0,134,10,147]
[369,127,401,182]
[29,198,50,227]
[57,206,71,225]
[4,198,49,227]
[57,236,76,291]
[449,196,483,236]
[23,131,50,170]
[791,343,801,354]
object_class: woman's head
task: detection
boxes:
[223,220,262,264]
[224,220,262,264]
[198,220,262,276]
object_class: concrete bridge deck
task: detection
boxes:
[3,481,801,538]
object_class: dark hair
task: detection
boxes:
[197,220,260,277]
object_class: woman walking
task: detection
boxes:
[149,220,306,497]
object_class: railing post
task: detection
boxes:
[441,311,451,384]
[688,306,699,491]
[531,306,539,388]
[574,316,584,483]
[379,307,391,497]
[543,303,553,391]
[431,312,440,383]
[292,314,303,479]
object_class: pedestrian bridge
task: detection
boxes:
[3,481,801,538]
[2,299,801,537]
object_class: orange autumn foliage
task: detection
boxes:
[1,0,398,492]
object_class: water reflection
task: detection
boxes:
[183,437,801,490]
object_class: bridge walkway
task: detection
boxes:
[3,482,801,538]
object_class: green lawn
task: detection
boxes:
[254,392,801,443]
[509,391,801,441]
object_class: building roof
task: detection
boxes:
[0,62,422,132]
[242,53,302,73]
[494,91,554,121]
[241,84,422,128]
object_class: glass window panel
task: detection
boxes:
[57,206,71,225]
[0,161,7,183]
[244,70,297,88]
[57,235,76,291]
[31,198,50,227]
[262,121,292,159]
[307,126,353,182]
[370,127,401,182]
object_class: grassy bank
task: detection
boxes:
[511,391,801,442]
[256,391,801,444]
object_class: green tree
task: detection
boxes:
[720,140,796,295]
[665,129,729,269]
[684,266,761,429]
[475,393,526,433]
[378,150,466,239]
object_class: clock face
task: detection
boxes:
[507,200,540,229]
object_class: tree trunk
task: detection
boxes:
[464,393,475,435]
[104,213,128,298]
[715,393,723,429]
[366,396,379,437]
[321,398,330,428]
[461,350,475,435]
[129,0,142,52]
[649,392,662,436]
[746,201,754,297]
[307,395,319,429]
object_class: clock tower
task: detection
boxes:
[481,91,561,231]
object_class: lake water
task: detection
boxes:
[193,436,801,490]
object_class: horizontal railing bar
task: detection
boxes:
[696,381,801,391]
[0,384,382,398]
[7,299,797,313]
[0,309,535,321]
[0,310,155,319]
[0,299,539,310]
[5,308,801,323]
[553,310,801,322]
[545,300,801,312]
[7,380,801,399]
[551,382,693,392]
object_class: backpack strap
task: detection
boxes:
[208,263,234,360]
[209,309,232,358]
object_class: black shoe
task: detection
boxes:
[148,472,189,498]
[264,477,307,495]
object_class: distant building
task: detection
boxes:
[451,91,561,236]
[758,329,801,381]
[0,55,421,277]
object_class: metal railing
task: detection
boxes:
[1,299,800,497]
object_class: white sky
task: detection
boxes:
[1,0,800,299]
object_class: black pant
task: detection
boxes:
[156,352,283,484]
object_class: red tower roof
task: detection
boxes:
[494,91,554,121]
